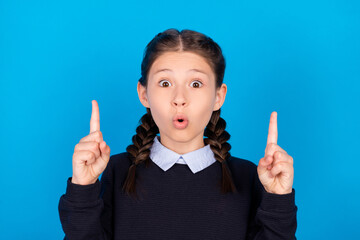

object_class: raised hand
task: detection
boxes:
[257,112,294,194]
[71,100,111,185]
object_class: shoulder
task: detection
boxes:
[102,152,133,177]
[109,152,133,169]
[109,152,133,166]
[227,155,257,172]
[100,152,133,187]
[227,155,258,185]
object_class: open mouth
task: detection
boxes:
[173,114,188,129]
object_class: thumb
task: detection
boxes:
[257,156,273,175]
[100,141,111,161]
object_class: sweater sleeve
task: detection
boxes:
[246,170,298,240]
[58,158,115,240]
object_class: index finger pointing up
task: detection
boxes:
[90,100,100,133]
[267,111,278,145]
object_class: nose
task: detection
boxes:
[172,87,187,108]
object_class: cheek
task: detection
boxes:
[191,92,216,126]
[198,107,214,127]
[147,92,170,128]
[147,88,168,109]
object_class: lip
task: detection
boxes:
[173,113,189,129]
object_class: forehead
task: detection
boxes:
[149,51,214,75]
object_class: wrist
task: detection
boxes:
[260,188,296,212]
[71,176,97,185]
[264,186,292,195]
[65,177,101,202]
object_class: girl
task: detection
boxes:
[59,28,297,240]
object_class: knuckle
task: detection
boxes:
[266,143,276,153]
[275,151,282,159]
[73,151,81,161]
[87,151,95,160]
[95,130,103,139]
[90,142,99,152]
[270,143,277,150]
[277,162,285,169]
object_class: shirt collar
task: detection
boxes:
[149,135,216,174]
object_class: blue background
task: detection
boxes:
[1,0,359,239]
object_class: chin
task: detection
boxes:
[172,130,205,143]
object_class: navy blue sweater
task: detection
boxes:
[58,152,297,239]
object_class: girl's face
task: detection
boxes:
[137,51,227,154]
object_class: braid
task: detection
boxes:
[204,109,237,194]
[123,108,159,198]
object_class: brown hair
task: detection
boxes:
[122,28,237,199]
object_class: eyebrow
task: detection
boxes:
[153,68,208,75]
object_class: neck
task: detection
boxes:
[158,132,205,155]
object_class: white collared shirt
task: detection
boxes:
[149,135,217,174]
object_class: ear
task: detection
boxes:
[213,83,227,111]
[137,81,150,108]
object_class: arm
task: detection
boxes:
[58,157,114,240]
[246,170,297,240]
[246,111,297,239]
[58,99,113,239]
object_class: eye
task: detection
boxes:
[190,80,203,88]
[159,79,172,87]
